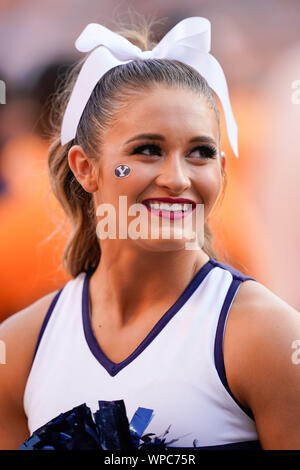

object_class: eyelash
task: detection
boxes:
[130,143,217,159]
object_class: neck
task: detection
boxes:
[89,243,210,328]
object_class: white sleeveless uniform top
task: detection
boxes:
[23,258,261,449]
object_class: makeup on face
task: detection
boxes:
[141,197,196,220]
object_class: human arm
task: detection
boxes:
[0,291,58,449]
[224,280,300,449]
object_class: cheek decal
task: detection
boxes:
[114,164,131,178]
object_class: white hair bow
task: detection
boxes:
[61,17,238,157]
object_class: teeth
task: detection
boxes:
[147,201,193,211]
[170,203,182,211]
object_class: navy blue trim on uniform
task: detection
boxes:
[31,288,64,367]
[82,258,215,377]
[211,258,256,421]
[209,258,256,282]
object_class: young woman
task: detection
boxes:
[1,17,300,450]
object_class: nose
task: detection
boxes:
[155,153,191,195]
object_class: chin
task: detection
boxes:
[133,235,199,253]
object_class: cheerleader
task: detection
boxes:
[1,17,300,450]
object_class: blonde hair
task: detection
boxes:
[48,22,227,278]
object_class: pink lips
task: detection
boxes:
[141,197,196,220]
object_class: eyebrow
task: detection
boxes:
[124,133,217,146]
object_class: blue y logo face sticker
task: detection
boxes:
[115,165,131,178]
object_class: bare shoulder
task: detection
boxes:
[0,290,59,409]
[230,278,299,317]
[0,289,60,449]
[224,279,300,449]
[227,279,300,346]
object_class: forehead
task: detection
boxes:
[103,86,219,144]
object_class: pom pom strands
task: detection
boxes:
[19,400,181,451]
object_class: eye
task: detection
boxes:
[131,144,162,157]
[188,145,217,159]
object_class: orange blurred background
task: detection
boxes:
[0,0,299,321]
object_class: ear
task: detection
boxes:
[220,150,226,175]
[68,145,98,193]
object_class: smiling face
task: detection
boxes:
[68,85,226,253]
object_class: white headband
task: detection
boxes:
[61,17,238,157]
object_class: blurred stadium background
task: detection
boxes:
[0,0,299,320]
